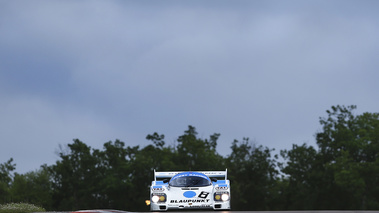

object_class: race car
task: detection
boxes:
[149,169,230,211]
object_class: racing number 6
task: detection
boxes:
[198,191,209,199]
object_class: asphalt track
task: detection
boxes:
[41,211,379,213]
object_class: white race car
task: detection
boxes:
[149,169,231,211]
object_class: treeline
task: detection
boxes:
[1,105,379,211]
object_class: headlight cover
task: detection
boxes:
[214,192,230,202]
[151,193,167,203]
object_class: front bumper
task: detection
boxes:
[150,201,230,211]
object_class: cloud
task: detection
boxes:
[0,91,123,173]
[1,0,379,173]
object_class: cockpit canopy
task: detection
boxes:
[169,172,212,187]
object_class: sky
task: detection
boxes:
[1,0,379,174]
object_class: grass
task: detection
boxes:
[0,203,46,213]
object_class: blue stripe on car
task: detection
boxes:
[171,172,210,180]
[155,181,168,186]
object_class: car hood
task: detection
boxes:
[166,185,213,204]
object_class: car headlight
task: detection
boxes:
[151,195,159,203]
[214,192,230,202]
[151,193,166,203]
[221,193,229,201]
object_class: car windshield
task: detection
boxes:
[169,175,211,187]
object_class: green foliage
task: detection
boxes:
[226,138,279,210]
[0,203,45,213]
[316,105,379,209]
[280,105,379,210]
[175,125,224,170]
[280,143,319,209]
[0,158,15,203]
[10,166,53,209]
[51,139,101,210]
[2,106,379,211]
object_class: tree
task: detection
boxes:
[5,114,377,211]
[10,165,53,209]
[0,158,15,203]
[175,125,224,170]
[51,139,100,210]
[127,134,177,211]
[96,140,134,210]
[226,138,279,210]
[315,105,379,209]
[280,143,320,209]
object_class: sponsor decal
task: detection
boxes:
[152,186,165,191]
[183,191,196,198]
[181,187,199,190]
[171,172,209,180]
[170,199,210,203]
[215,186,228,191]
[189,204,211,208]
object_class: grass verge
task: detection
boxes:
[0,203,46,213]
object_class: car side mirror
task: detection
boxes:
[211,178,218,182]
[163,179,169,183]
